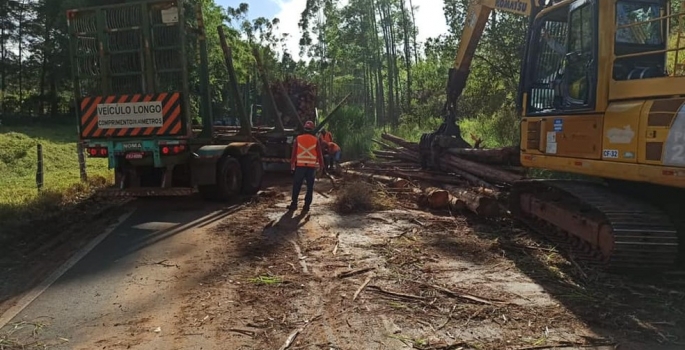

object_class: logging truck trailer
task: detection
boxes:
[67,0,265,199]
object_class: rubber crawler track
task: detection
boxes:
[509,180,680,271]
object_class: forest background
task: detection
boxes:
[0,0,531,212]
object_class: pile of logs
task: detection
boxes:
[269,77,318,127]
[342,133,525,217]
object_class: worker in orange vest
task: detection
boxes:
[289,120,325,212]
[320,128,333,143]
[327,141,341,171]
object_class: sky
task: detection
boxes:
[215,0,449,60]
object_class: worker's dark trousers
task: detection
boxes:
[291,166,316,209]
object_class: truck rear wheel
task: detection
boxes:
[240,153,264,195]
[199,156,242,201]
[216,156,243,200]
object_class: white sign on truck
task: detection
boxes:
[97,101,164,129]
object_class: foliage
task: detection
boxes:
[325,105,375,160]
[0,0,287,120]
[293,0,529,148]
[1,0,529,149]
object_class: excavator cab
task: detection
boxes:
[522,0,669,116]
[523,0,598,114]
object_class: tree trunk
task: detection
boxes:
[400,0,412,112]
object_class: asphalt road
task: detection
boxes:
[0,197,242,349]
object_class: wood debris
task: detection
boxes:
[336,267,376,279]
[341,133,523,217]
[367,285,425,301]
[353,275,374,301]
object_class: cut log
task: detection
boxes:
[390,171,465,186]
[381,133,419,151]
[340,160,363,168]
[443,185,500,217]
[373,150,403,158]
[363,162,420,169]
[499,166,527,174]
[437,160,495,189]
[442,154,522,184]
[390,178,411,189]
[424,187,450,209]
[372,139,396,151]
[448,195,467,211]
[372,149,419,163]
[446,146,520,166]
[343,169,409,187]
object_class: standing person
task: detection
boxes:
[320,128,333,143]
[289,120,325,212]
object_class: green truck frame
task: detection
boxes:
[67,0,265,199]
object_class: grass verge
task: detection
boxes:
[0,125,112,236]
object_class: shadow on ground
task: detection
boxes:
[428,211,685,350]
[0,191,250,320]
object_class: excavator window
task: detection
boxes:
[526,6,569,114]
[613,0,667,80]
[525,0,599,114]
[564,1,595,106]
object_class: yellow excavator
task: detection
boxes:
[421,0,685,270]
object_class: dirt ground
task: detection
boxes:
[2,176,685,349]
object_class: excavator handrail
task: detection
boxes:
[612,5,685,76]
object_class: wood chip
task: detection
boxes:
[353,275,374,301]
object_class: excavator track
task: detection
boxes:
[509,180,680,271]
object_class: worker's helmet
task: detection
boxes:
[304,120,315,130]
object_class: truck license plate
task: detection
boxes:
[125,152,144,159]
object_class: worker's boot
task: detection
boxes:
[287,202,297,211]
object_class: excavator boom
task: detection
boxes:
[420,0,547,170]
[449,0,538,105]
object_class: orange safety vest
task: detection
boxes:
[328,142,340,153]
[295,134,319,168]
[321,131,333,143]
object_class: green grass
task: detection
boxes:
[249,275,283,285]
[0,125,112,223]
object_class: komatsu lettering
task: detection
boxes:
[96,100,164,129]
[495,0,527,13]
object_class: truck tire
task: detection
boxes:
[216,156,243,200]
[240,153,264,195]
